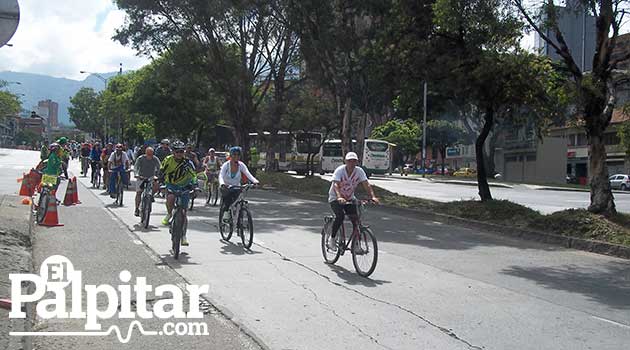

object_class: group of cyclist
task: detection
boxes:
[37,136,379,256]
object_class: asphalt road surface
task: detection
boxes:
[322,174,630,214]
[1,148,629,350]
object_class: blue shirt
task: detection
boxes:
[90,147,102,161]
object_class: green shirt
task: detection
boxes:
[43,152,62,176]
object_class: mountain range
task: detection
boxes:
[0,71,121,125]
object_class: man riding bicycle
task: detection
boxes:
[218,146,259,213]
[89,142,102,183]
[327,152,379,251]
[80,142,91,175]
[160,142,198,246]
[108,143,131,198]
[134,147,161,217]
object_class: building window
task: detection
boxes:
[577,133,587,146]
[603,132,620,145]
[526,155,537,162]
[567,134,576,146]
[505,155,518,162]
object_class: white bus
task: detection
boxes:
[249,131,322,175]
[320,139,393,176]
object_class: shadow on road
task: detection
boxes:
[220,241,263,256]
[327,264,391,287]
[502,261,630,310]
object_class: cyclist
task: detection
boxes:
[327,152,379,251]
[155,139,172,161]
[80,142,91,175]
[42,143,64,193]
[160,141,198,246]
[134,146,161,217]
[185,144,200,170]
[40,142,49,161]
[89,142,102,184]
[57,137,70,179]
[218,146,259,214]
[102,143,114,189]
[203,148,222,182]
[108,143,131,198]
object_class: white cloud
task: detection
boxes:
[0,0,149,79]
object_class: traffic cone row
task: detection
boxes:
[63,177,81,206]
[40,196,64,227]
[18,172,32,196]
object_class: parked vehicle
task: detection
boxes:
[609,174,630,190]
[434,167,451,176]
[415,167,434,175]
[453,167,476,177]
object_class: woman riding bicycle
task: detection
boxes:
[327,152,379,251]
[218,146,259,212]
[203,148,222,183]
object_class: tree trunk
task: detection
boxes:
[341,96,353,155]
[475,107,494,201]
[487,129,499,176]
[265,133,277,172]
[195,122,205,150]
[356,112,368,165]
[440,146,446,176]
[588,127,616,216]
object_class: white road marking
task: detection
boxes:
[592,316,630,330]
[132,239,143,245]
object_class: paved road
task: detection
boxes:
[2,148,629,349]
[320,174,630,214]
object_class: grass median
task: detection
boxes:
[258,172,630,247]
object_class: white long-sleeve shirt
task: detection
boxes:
[219,161,259,187]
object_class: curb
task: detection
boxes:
[371,175,514,188]
[261,188,630,260]
[532,186,630,195]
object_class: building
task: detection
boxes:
[0,115,19,147]
[535,1,597,71]
[549,109,630,184]
[19,112,46,140]
[37,99,59,128]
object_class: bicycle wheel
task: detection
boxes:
[205,182,211,205]
[239,207,254,249]
[141,194,151,229]
[218,207,233,241]
[351,227,378,277]
[96,172,101,189]
[321,217,341,264]
[189,192,195,211]
[117,176,124,206]
[212,183,219,206]
[171,210,183,259]
[36,192,49,224]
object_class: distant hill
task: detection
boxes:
[0,71,120,125]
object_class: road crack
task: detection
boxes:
[266,260,394,350]
[258,244,484,350]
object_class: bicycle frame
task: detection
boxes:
[226,184,253,221]
[333,200,368,251]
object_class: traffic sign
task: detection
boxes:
[0,0,19,48]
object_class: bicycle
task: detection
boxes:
[218,184,254,249]
[321,200,378,277]
[34,173,60,224]
[205,172,219,206]
[138,176,157,229]
[90,160,101,189]
[163,185,199,259]
[110,168,131,206]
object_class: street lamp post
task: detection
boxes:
[421,81,428,178]
[79,70,108,143]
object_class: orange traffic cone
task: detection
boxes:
[21,197,31,205]
[40,197,64,227]
[18,173,31,196]
[72,177,81,204]
[63,178,75,206]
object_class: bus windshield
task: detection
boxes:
[296,133,322,153]
[322,143,342,157]
[366,141,389,152]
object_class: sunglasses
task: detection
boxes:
[174,150,185,153]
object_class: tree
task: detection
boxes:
[512,0,630,216]
[14,130,42,148]
[371,119,421,163]
[115,0,287,160]
[426,120,466,175]
[69,87,104,141]
[0,80,21,117]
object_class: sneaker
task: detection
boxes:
[110,193,116,199]
[134,208,140,217]
[181,237,189,246]
[327,236,338,252]
[161,215,170,226]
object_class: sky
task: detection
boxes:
[0,0,150,80]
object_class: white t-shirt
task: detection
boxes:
[219,161,259,187]
[328,165,368,203]
[108,151,129,168]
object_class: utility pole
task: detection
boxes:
[118,63,123,143]
[421,81,427,178]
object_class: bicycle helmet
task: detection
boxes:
[172,141,185,151]
[229,146,242,155]
[49,142,60,150]
[57,137,68,145]
[161,138,170,144]
[208,148,215,153]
